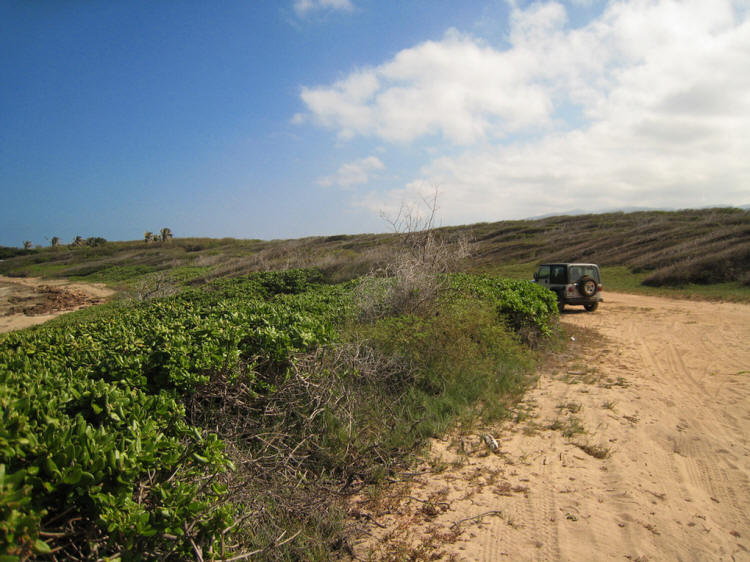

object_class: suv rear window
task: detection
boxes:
[569,265,600,283]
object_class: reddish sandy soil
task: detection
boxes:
[347,292,750,561]
[0,275,114,333]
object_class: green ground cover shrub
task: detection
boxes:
[0,269,556,560]
[357,299,536,436]
[69,264,161,283]
[0,270,342,560]
[446,273,559,343]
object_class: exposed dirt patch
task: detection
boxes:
[345,292,750,561]
[5,284,103,316]
[0,275,114,333]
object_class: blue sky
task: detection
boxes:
[2,0,749,247]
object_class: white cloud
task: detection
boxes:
[301,30,554,144]
[293,0,354,17]
[318,156,384,188]
[301,0,750,220]
[300,70,379,138]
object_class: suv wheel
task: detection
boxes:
[557,300,565,313]
[578,276,598,297]
[584,302,599,312]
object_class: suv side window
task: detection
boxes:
[551,265,567,284]
[537,265,550,281]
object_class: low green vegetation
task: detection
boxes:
[0,268,558,560]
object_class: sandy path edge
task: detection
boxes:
[0,275,116,333]
[346,292,750,561]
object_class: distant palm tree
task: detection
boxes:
[23,240,32,250]
[72,235,84,247]
[144,231,154,243]
[50,236,60,247]
[160,228,173,242]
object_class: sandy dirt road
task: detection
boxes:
[350,292,750,561]
[0,275,114,333]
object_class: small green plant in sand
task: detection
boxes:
[548,416,586,438]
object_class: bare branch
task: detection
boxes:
[357,185,471,319]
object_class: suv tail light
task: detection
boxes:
[568,285,575,293]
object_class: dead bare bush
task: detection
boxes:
[129,271,178,301]
[187,342,413,480]
[182,342,415,557]
[355,188,471,320]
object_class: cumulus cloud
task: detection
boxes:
[293,0,353,17]
[300,0,750,220]
[318,156,384,188]
[301,30,554,143]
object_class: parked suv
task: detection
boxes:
[533,263,603,312]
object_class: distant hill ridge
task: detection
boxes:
[1,208,748,287]
[465,208,750,286]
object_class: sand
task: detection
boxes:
[0,275,114,333]
[348,292,750,561]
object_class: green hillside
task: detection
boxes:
[2,208,748,292]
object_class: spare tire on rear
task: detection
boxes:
[578,275,598,297]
